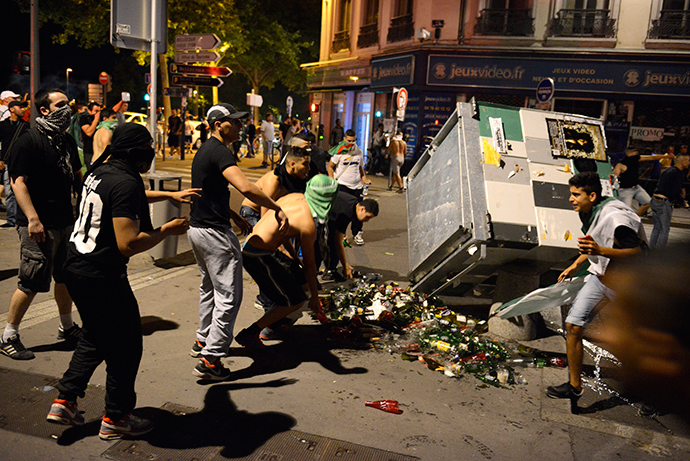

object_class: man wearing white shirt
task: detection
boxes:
[260,112,275,168]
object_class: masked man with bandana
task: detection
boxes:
[45,123,190,439]
[2,89,84,360]
[237,174,337,351]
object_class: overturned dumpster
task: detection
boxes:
[407,100,614,298]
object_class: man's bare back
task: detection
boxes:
[389,139,406,157]
[246,193,315,252]
[241,170,285,212]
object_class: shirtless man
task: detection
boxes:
[239,146,311,225]
[235,175,338,349]
[239,146,311,329]
[386,131,406,193]
[92,108,118,164]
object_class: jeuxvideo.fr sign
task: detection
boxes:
[170,64,231,77]
[426,54,690,97]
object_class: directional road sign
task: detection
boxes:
[170,64,231,77]
[163,87,193,97]
[174,51,221,64]
[175,34,221,51]
[171,74,224,88]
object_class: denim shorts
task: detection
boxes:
[565,274,616,327]
[618,185,651,207]
[17,225,72,293]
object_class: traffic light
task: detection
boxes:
[13,52,30,75]
[310,102,320,113]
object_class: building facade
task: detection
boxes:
[304,0,690,168]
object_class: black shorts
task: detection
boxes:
[242,243,307,307]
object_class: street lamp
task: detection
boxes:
[66,68,73,98]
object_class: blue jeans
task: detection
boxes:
[650,197,672,249]
[3,169,16,225]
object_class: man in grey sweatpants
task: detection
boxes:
[187,103,288,381]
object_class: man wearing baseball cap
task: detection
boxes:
[0,100,29,227]
[0,90,20,122]
[188,103,289,381]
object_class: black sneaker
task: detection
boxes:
[192,357,231,381]
[0,334,35,360]
[321,270,335,281]
[99,413,154,440]
[546,382,583,400]
[638,403,658,418]
[57,324,83,342]
[235,327,265,351]
[190,339,205,358]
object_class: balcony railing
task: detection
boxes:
[358,22,379,48]
[474,8,535,36]
[648,10,690,39]
[387,14,414,43]
[549,9,616,38]
[331,30,350,53]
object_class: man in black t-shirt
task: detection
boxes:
[650,154,690,248]
[45,123,189,439]
[0,100,29,227]
[188,103,288,381]
[80,101,101,166]
[2,89,83,361]
[321,191,378,280]
[613,148,672,217]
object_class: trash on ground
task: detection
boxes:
[365,400,403,414]
[316,279,568,389]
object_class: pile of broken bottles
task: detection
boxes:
[317,276,566,389]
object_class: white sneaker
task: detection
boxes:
[353,232,365,246]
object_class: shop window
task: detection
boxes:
[549,0,616,38]
[358,0,380,48]
[474,0,535,37]
[648,0,690,39]
[387,0,414,43]
[332,0,352,53]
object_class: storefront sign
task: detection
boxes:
[372,55,415,88]
[427,55,690,97]
[630,126,665,141]
[306,61,371,88]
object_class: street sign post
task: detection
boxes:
[396,87,408,111]
[286,96,293,117]
[174,51,221,63]
[536,78,555,103]
[163,87,192,97]
[174,34,221,51]
[170,63,231,77]
[396,87,408,121]
[171,74,223,87]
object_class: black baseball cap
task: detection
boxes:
[206,103,249,124]
[8,100,28,109]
